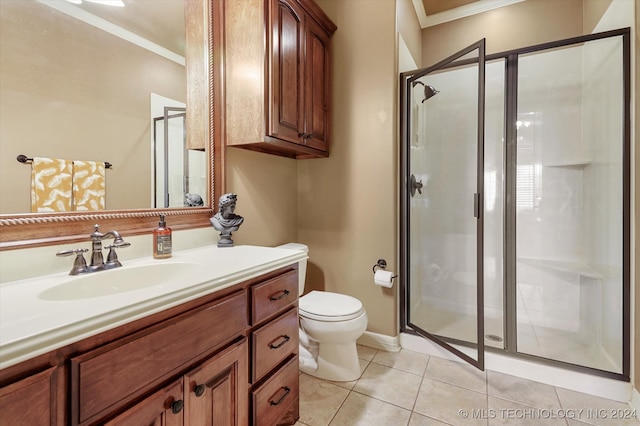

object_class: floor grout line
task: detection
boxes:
[297,346,638,426]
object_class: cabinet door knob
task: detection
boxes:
[268,335,290,349]
[269,386,291,406]
[170,399,184,414]
[193,383,206,397]
[269,289,290,301]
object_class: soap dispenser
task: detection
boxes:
[153,214,172,259]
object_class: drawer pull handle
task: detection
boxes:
[171,399,184,414]
[269,289,290,301]
[269,386,291,406]
[193,383,206,397]
[269,335,290,349]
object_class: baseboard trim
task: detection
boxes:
[357,331,401,352]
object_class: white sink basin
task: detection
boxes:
[39,262,202,301]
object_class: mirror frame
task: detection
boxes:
[0,0,224,251]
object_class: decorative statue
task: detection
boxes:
[184,193,204,207]
[210,193,244,247]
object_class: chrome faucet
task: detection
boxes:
[57,224,131,275]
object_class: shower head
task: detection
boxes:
[412,81,439,103]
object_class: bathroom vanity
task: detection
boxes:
[0,245,305,425]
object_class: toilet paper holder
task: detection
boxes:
[372,259,398,279]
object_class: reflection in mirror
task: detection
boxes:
[0,0,207,213]
[0,0,219,249]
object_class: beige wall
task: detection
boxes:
[397,0,422,67]
[421,0,584,63]
[298,0,398,337]
[225,148,298,247]
[584,0,614,33]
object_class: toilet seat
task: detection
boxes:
[299,291,365,322]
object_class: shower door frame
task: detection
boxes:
[400,28,631,380]
[400,39,487,370]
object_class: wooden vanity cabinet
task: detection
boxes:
[0,264,300,426]
[0,366,58,425]
[220,0,336,159]
[70,291,248,425]
[248,268,300,424]
[105,339,248,426]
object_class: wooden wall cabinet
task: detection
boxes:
[220,0,337,159]
[0,265,300,426]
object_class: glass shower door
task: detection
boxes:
[402,40,486,369]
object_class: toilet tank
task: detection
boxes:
[275,243,308,295]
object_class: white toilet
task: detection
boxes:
[277,243,368,382]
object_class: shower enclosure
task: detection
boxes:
[400,28,630,378]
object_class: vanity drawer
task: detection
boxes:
[71,290,247,425]
[251,269,298,324]
[251,356,299,426]
[252,307,299,383]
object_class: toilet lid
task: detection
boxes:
[299,291,364,321]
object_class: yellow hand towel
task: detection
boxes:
[72,160,106,211]
[30,157,73,213]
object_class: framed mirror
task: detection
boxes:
[0,0,223,249]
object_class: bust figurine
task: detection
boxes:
[184,193,204,207]
[210,193,244,247]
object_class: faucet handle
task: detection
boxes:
[104,242,130,269]
[56,248,89,275]
[104,245,121,269]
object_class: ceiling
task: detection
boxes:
[421,0,481,15]
[56,0,185,56]
[414,0,527,28]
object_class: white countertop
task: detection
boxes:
[0,245,306,369]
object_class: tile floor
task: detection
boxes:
[295,345,639,426]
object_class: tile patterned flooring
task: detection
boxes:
[295,345,639,426]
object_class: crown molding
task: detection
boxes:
[412,0,527,28]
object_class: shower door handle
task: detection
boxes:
[410,174,423,197]
[474,193,481,218]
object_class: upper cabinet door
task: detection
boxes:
[269,0,306,145]
[222,0,335,159]
[303,17,331,152]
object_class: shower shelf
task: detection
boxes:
[542,159,591,167]
[517,256,602,279]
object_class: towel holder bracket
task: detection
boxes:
[17,154,112,169]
